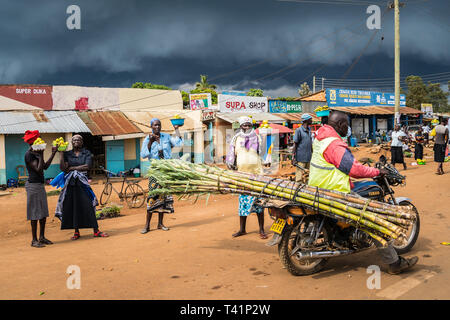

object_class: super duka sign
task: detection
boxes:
[218,94,268,113]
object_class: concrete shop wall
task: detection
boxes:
[4,133,68,181]
[0,135,5,184]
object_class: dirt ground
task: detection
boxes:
[0,145,449,300]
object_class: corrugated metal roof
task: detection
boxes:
[276,113,321,123]
[330,106,423,115]
[77,111,142,136]
[217,112,285,124]
[0,111,91,134]
[122,111,205,133]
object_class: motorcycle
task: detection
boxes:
[265,155,420,276]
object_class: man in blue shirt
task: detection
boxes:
[140,118,183,234]
[292,114,313,183]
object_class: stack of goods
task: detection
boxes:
[31,138,46,151]
[416,159,426,165]
[259,120,270,129]
[52,137,69,151]
[314,105,330,117]
[147,160,417,246]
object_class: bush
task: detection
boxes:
[96,205,121,219]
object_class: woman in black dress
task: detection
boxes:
[59,135,108,240]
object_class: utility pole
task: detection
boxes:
[322,77,325,91]
[313,76,316,93]
[390,1,404,125]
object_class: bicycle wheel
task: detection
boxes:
[125,183,146,208]
[100,182,112,206]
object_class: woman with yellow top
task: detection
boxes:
[226,116,268,239]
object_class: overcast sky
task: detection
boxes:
[1,0,449,96]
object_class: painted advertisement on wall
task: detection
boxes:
[190,93,212,110]
[0,85,53,110]
[326,88,406,107]
[268,100,302,113]
[218,94,268,113]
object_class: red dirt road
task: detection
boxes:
[0,146,449,299]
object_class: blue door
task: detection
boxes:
[106,140,124,174]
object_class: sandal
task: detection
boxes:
[71,232,80,240]
[259,232,269,240]
[94,231,109,237]
[39,238,53,245]
[140,228,150,234]
[31,240,45,248]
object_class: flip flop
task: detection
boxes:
[71,232,80,240]
[259,233,269,240]
[93,231,109,237]
[158,225,169,231]
[140,228,150,234]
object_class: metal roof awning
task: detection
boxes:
[122,111,205,134]
[77,111,142,136]
[275,113,321,123]
[0,111,90,134]
[217,112,285,124]
[331,106,423,115]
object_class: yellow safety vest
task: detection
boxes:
[308,137,351,193]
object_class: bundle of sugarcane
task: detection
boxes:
[147,159,417,246]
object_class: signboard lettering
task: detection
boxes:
[219,94,267,113]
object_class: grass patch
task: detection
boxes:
[46,189,61,196]
[96,205,121,220]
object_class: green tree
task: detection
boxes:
[246,88,264,97]
[425,82,449,113]
[195,75,217,91]
[277,97,297,101]
[298,82,312,97]
[181,90,190,108]
[132,82,172,90]
[404,75,449,112]
[189,88,218,104]
[404,76,428,110]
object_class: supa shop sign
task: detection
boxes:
[218,94,267,113]
[269,100,302,113]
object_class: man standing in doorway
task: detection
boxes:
[292,114,313,183]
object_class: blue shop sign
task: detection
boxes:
[326,88,405,107]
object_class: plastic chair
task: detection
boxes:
[16,165,28,183]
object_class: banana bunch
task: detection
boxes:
[33,138,45,145]
[314,105,329,112]
[417,159,426,165]
[174,114,182,119]
[259,120,270,129]
[52,137,69,151]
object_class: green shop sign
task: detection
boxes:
[268,100,302,113]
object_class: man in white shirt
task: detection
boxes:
[390,124,407,170]
[422,124,430,145]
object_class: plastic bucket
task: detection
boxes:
[315,110,330,117]
[170,118,185,127]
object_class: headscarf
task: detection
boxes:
[150,118,160,126]
[23,130,40,145]
[301,113,312,122]
[238,116,252,126]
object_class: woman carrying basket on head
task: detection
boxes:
[140,118,183,234]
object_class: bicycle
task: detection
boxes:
[99,167,146,208]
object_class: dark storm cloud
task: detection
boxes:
[0,0,449,94]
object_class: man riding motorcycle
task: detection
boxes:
[308,110,418,274]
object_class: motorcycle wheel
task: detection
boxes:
[392,200,420,254]
[278,217,329,276]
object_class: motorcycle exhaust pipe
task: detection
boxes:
[296,250,354,260]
